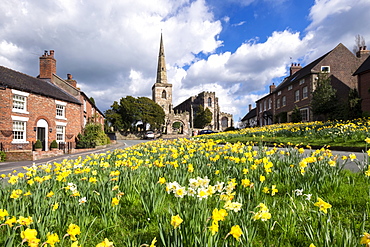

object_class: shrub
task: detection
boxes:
[34,139,42,149]
[0,151,5,162]
[50,140,58,149]
[77,122,110,148]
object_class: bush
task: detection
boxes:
[0,151,6,162]
[34,139,42,149]
[77,123,110,148]
[50,140,58,149]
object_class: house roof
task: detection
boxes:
[274,48,333,92]
[0,65,81,104]
[241,108,256,121]
[353,55,370,75]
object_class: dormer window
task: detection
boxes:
[321,66,330,73]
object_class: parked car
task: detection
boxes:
[144,131,155,139]
[199,129,216,135]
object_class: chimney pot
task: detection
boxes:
[67,74,72,80]
[249,104,252,111]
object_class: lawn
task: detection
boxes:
[1,119,370,246]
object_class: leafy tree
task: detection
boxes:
[347,88,362,120]
[89,97,96,105]
[311,72,337,121]
[105,96,165,132]
[291,105,302,123]
[194,105,212,129]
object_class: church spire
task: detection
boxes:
[156,33,168,84]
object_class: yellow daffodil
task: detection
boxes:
[228,225,243,241]
[0,209,9,220]
[314,197,332,214]
[170,214,183,229]
[96,238,114,247]
[67,223,81,241]
[46,232,60,247]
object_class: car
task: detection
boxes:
[199,129,216,135]
[144,131,155,139]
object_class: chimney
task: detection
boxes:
[249,104,252,112]
[269,83,276,93]
[356,46,370,58]
[39,50,56,79]
[66,74,77,88]
[290,63,302,76]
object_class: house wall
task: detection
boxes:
[358,71,370,114]
[0,87,82,151]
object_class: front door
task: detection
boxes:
[37,127,46,151]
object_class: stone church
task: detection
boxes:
[152,34,233,136]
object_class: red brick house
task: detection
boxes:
[353,48,370,115]
[0,50,104,158]
[255,43,369,126]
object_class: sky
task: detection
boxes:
[1,0,370,126]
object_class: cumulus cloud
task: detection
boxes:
[0,0,369,124]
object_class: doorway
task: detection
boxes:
[36,119,49,151]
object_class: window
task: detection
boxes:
[321,66,330,73]
[162,90,167,99]
[13,121,26,142]
[208,97,212,107]
[300,108,309,122]
[259,103,262,113]
[263,100,266,111]
[83,99,87,112]
[55,100,67,119]
[268,98,272,109]
[282,96,286,107]
[302,86,308,99]
[12,89,29,114]
[295,90,300,102]
[56,126,65,142]
[288,85,293,90]
[56,104,65,117]
[276,98,280,109]
[277,91,281,96]
[299,79,305,85]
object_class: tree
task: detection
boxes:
[77,122,110,148]
[194,105,212,129]
[353,34,366,54]
[105,96,165,132]
[291,105,302,123]
[347,88,362,120]
[311,72,337,121]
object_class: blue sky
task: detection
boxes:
[0,0,369,125]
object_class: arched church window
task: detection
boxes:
[162,90,166,99]
[208,97,212,107]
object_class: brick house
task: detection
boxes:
[0,50,104,157]
[240,104,257,128]
[255,43,369,126]
[353,48,370,115]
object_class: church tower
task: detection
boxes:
[152,33,173,115]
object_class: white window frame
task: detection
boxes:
[282,96,286,107]
[55,121,67,143]
[300,108,309,122]
[277,91,281,96]
[321,66,330,73]
[288,85,293,90]
[268,98,272,110]
[11,115,29,143]
[302,86,308,99]
[12,89,29,114]
[295,90,300,102]
[55,100,67,120]
[276,98,280,109]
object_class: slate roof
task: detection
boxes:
[241,108,256,122]
[353,55,370,75]
[273,44,341,92]
[0,66,81,105]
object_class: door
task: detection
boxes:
[37,127,46,151]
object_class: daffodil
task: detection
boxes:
[170,214,183,229]
[314,197,332,214]
[228,225,242,241]
[0,209,9,220]
[45,232,60,247]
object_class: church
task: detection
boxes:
[151,34,233,136]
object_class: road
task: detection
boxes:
[0,139,367,175]
[0,140,147,176]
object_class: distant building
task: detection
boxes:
[152,34,233,134]
[0,50,104,160]
[253,43,369,126]
[241,104,257,128]
[353,48,370,115]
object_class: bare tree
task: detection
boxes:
[353,34,366,54]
